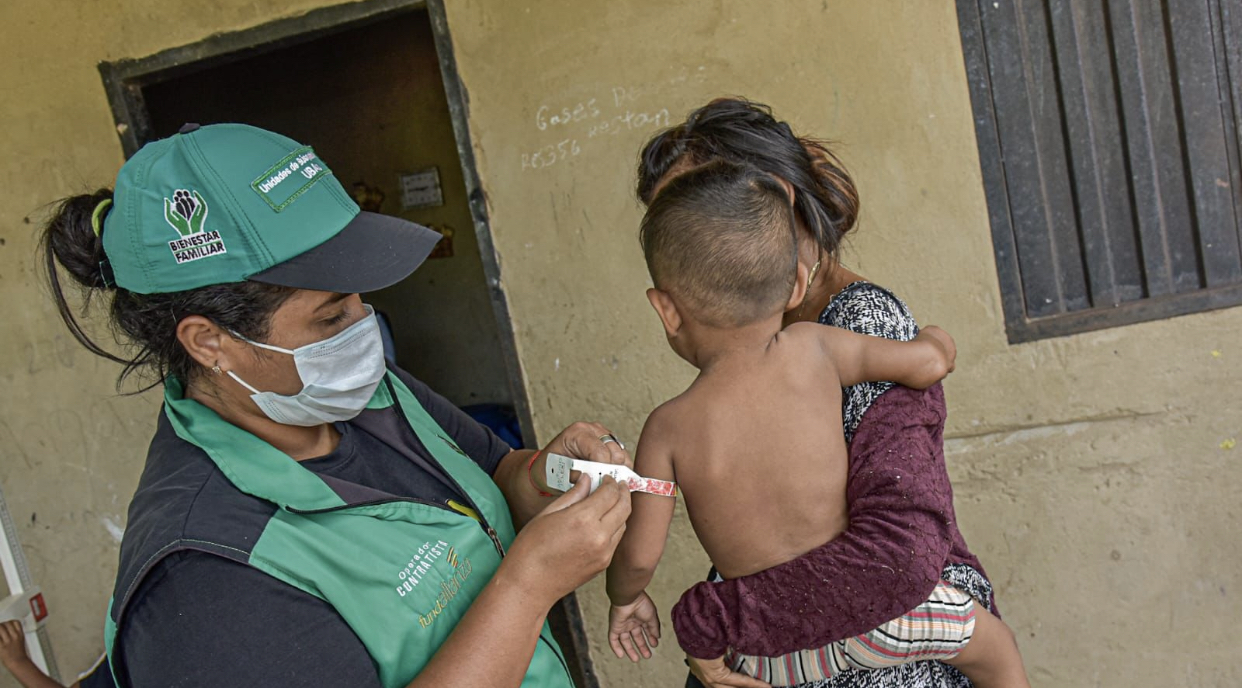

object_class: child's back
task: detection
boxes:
[653,325,850,579]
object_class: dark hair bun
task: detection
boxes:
[39,189,300,391]
[43,189,114,291]
[801,138,860,238]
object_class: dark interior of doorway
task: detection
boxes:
[99,4,596,686]
[143,12,516,432]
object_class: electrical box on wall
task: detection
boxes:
[399,167,443,209]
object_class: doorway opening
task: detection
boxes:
[98,2,596,685]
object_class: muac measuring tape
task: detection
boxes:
[544,453,677,497]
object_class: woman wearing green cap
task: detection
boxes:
[40,123,631,687]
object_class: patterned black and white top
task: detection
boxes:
[808,281,979,688]
[819,281,921,443]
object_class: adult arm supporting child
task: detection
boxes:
[670,326,989,670]
[668,326,1029,688]
[672,381,990,660]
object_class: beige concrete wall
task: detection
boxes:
[0,1,1237,687]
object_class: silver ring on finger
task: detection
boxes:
[600,434,625,450]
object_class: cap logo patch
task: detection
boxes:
[164,189,228,264]
[251,146,333,212]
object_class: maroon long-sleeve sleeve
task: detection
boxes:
[671,383,988,659]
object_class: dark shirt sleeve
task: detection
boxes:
[115,551,383,688]
[671,385,957,658]
[390,366,512,475]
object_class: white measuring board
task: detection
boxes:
[0,483,60,682]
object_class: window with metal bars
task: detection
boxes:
[957,0,1242,342]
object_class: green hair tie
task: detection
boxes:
[91,198,113,237]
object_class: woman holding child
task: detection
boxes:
[609,99,1019,688]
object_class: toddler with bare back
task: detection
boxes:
[604,161,1030,687]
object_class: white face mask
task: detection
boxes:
[226,304,387,426]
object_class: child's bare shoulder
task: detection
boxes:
[636,397,686,474]
[642,389,704,449]
[781,321,823,338]
[775,321,834,357]
[643,394,689,438]
[772,322,845,383]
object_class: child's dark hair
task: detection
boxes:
[41,189,295,391]
[636,97,859,265]
[640,161,798,328]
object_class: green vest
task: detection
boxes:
[104,372,573,688]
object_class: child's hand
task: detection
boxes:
[608,592,661,662]
[0,620,30,669]
[916,326,956,375]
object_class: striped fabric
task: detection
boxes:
[725,582,977,687]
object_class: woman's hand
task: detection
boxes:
[501,475,632,607]
[494,421,632,527]
[608,592,661,661]
[687,655,771,688]
[543,421,633,470]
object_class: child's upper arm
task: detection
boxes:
[610,407,678,576]
[814,324,953,389]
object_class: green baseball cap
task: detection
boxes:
[101,123,442,295]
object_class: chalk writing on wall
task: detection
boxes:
[521,138,582,171]
[535,99,601,130]
[522,85,676,172]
